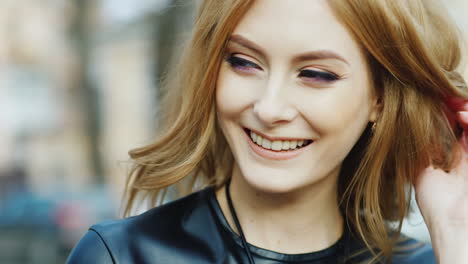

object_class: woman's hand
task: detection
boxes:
[414,96,468,264]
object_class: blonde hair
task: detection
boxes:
[123,0,468,262]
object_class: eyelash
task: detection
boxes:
[225,55,340,82]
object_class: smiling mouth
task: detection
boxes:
[243,128,313,152]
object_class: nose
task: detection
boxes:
[253,78,298,127]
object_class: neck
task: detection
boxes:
[216,164,344,254]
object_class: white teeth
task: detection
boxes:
[271,141,282,151]
[256,135,263,145]
[248,130,310,151]
[251,131,257,142]
[262,139,272,149]
[289,140,297,149]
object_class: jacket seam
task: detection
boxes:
[89,228,117,264]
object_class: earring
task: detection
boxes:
[371,122,377,132]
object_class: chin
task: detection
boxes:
[237,165,318,194]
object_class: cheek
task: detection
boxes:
[297,86,372,167]
[216,67,258,117]
[298,83,372,135]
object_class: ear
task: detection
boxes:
[369,96,383,123]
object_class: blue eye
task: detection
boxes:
[299,69,339,82]
[226,56,261,71]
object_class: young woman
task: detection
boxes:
[67,0,468,263]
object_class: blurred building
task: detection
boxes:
[0,0,196,262]
[0,0,196,201]
[0,0,91,195]
[92,0,196,200]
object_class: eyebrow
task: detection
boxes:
[228,34,350,66]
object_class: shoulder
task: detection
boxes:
[67,187,218,264]
[66,229,114,264]
[391,236,436,264]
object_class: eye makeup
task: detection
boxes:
[224,54,342,83]
[226,55,262,73]
[298,69,340,82]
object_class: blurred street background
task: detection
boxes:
[0,0,467,263]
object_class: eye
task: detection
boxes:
[225,55,262,72]
[298,69,339,82]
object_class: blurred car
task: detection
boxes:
[0,184,117,264]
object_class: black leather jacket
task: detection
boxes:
[67,187,436,264]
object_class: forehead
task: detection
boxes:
[232,0,364,64]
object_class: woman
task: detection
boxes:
[67,0,468,263]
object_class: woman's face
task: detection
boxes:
[216,0,381,193]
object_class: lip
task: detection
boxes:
[243,128,313,160]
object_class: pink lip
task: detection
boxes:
[244,129,313,160]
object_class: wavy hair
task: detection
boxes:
[123,0,468,262]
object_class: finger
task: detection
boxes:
[445,96,468,111]
[457,111,468,130]
[445,107,458,130]
[462,130,468,154]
